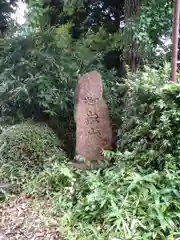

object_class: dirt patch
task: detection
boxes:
[0,196,60,240]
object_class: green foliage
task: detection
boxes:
[25,0,50,31]
[63,0,84,9]
[23,161,75,202]
[123,0,173,65]
[0,121,65,182]
[23,160,180,239]
[114,63,180,170]
[0,25,118,122]
[0,2,179,239]
[22,0,173,73]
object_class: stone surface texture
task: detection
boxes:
[74,71,112,169]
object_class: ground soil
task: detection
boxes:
[0,196,60,240]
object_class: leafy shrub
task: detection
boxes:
[6,63,180,239]
[23,161,75,203]
[0,121,65,182]
[0,26,119,154]
[24,161,180,240]
[115,63,180,170]
[0,26,118,123]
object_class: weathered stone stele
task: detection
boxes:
[73,71,112,170]
[74,71,103,105]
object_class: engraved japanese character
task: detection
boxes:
[86,110,100,125]
[88,128,101,135]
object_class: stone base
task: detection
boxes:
[71,159,109,170]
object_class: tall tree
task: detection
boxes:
[25,0,173,72]
[122,0,173,71]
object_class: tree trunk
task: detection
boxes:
[123,0,145,71]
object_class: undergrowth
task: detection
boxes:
[22,160,180,240]
[1,64,180,239]
[0,121,65,187]
[116,63,180,171]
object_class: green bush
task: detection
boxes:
[10,63,180,239]
[0,122,65,182]
[0,26,119,154]
[24,161,180,240]
[0,26,118,123]
[115,63,180,170]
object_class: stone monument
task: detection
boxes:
[73,71,112,169]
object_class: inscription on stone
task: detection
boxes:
[74,71,112,169]
[86,110,100,125]
[74,71,103,105]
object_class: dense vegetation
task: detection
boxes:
[0,0,180,239]
[0,122,65,183]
